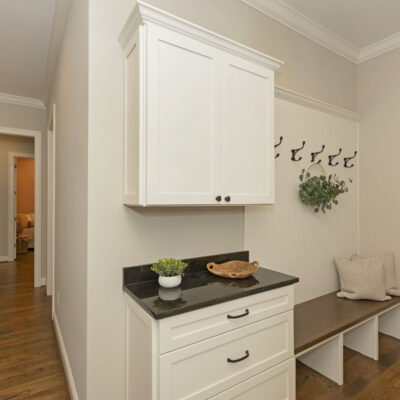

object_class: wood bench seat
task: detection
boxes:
[294,291,400,385]
[295,292,400,354]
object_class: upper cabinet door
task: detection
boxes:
[146,24,222,205]
[221,53,275,205]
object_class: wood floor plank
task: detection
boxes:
[0,253,70,399]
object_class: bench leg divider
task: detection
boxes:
[298,334,344,385]
[379,305,400,339]
[344,316,379,361]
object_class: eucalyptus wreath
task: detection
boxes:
[299,170,351,213]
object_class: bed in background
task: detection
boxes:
[16,213,34,250]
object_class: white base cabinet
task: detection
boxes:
[119,1,282,206]
[209,359,295,400]
[125,285,296,400]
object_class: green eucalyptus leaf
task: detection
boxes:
[299,171,351,213]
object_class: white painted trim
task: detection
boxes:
[359,32,400,63]
[42,0,71,105]
[41,277,47,286]
[53,313,78,400]
[240,0,359,63]
[275,86,362,122]
[356,122,360,255]
[0,92,45,109]
[0,256,9,262]
[47,104,56,301]
[2,126,42,288]
[119,0,284,71]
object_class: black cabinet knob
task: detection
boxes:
[225,196,231,202]
[215,196,222,202]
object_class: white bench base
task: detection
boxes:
[298,335,343,385]
[296,303,400,385]
[344,316,379,361]
[380,305,400,339]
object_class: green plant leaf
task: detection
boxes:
[299,171,351,214]
[151,258,188,277]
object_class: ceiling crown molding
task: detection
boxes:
[120,0,284,71]
[241,0,359,63]
[275,86,362,122]
[359,32,400,63]
[0,92,46,110]
[41,0,70,106]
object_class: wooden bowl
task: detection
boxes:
[206,260,260,279]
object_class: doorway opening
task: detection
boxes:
[0,127,42,287]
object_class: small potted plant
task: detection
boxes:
[151,258,188,288]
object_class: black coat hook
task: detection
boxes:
[311,145,325,163]
[291,141,306,162]
[344,151,358,168]
[328,148,342,166]
[274,136,283,158]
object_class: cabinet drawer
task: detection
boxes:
[159,311,293,400]
[159,285,293,353]
[209,359,295,400]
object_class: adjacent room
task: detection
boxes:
[2,0,400,399]
[0,134,34,263]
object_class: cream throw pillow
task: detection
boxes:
[352,253,400,296]
[334,257,391,301]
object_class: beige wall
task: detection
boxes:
[17,157,35,214]
[48,0,89,398]
[83,1,360,399]
[145,0,357,111]
[45,0,361,397]
[245,99,359,304]
[357,48,400,270]
[0,135,34,257]
[86,1,244,398]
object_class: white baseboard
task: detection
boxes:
[0,255,9,262]
[53,313,79,400]
[41,277,46,286]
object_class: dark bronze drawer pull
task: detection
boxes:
[227,350,249,363]
[227,309,249,319]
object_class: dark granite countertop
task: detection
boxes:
[123,251,299,319]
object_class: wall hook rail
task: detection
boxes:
[328,148,342,166]
[311,145,325,163]
[274,136,283,158]
[291,141,306,162]
[344,151,357,168]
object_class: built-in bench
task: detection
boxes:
[294,292,400,385]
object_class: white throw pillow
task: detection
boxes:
[334,257,391,301]
[352,253,400,296]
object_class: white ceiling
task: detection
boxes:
[281,0,400,48]
[0,0,56,100]
[242,0,400,63]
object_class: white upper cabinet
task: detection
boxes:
[146,25,222,205]
[221,53,275,205]
[120,1,283,206]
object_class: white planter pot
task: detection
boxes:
[158,287,182,301]
[158,275,182,289]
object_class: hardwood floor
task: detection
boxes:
[0,252,70,399]
[297,333,400,399]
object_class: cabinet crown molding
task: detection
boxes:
[119,0,284,71]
